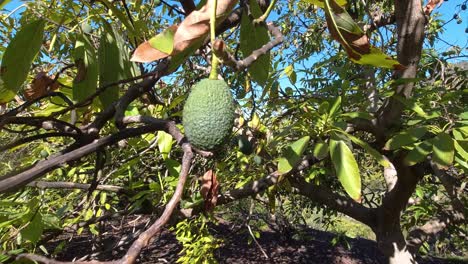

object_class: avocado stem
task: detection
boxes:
[209,0,220,80]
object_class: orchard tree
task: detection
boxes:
[0,0,466,263]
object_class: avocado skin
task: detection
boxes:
[183,79,235,150]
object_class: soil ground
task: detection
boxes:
[45,215,467,264]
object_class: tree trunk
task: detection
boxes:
[375,211,416,264]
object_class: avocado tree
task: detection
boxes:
[0,0,466,263]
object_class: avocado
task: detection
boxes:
[182,79,235,150]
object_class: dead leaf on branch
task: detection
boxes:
[322,0,404,70]
[200,170,219,212]
[131,0,238,63]
[131,26,178,63]
[424,0,443,15]
[24,72,60,101]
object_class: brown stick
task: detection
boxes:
[213,23,283,71]
[27,181,124,193]
[120,143,193,263]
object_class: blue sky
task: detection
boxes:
[431,0,468,56]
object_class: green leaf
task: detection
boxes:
[432,133,454,169]
[157,131,173,160]
[165,159,181,177]
[320,0,403,69]
[454,140,468,161]
[313,140,329,160]
[148,26,176,55]
[384,127,428,150]
[21,212,44,244]
[343,132,390,168]
[453,127,468,140]
[333,9,363,35]
[97,0,136,37]
[351,47,402,69]
[340,112,374,120]
[329,135,361,201]
[278,136,310,174]
[393,95,428,118]
[98,24,124,109]
[0,20,45,103]
[0,0,12,9]
[283,65,297,85]
[73,34,98,102]
[328,96,342,118]
[303,0,347,8]
[459,112,468,120]
[318,101,330,114]
[240,0,271,85]
[404,140,433,166]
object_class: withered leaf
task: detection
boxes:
[200,170,219,212]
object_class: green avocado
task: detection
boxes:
[182,79,235,150]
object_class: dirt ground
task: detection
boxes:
[45,215,466,264]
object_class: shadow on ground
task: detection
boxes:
[45,216,467,264]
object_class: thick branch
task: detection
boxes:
[363,14,396,32]
[0,116,82,135]
[290,176,377,227]
[0,124,167,193]
[179,0,196,15]
[0,132,78,152]
[431,162,466,215]
[17,140,194,264]
[376,0,426,129]
[120,143,193,263]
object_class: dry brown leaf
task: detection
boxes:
[131,41,171,63]
[131,25,179,62]
[173,0,238,52]
[24,72,60,101]
[200,169,219,212]
[324,0,370,60]
[424,0,443,15]
[131,0,238,63]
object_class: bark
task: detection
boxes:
[372,0,427,262]
[377,0,426,128]
[376,157,425,263]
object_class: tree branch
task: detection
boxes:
[213,23,283,71]
[0,132,79,152]
[179,0,196,15]
[17,138,194,264]
[119,143,193,263]
[406,208,465,253]
[376,0,426,129]
[431,162,466,215]
[0,123,168,193]
[289,176,377,227]
[26,181,124,193]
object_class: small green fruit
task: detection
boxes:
[81,23,92,34]
[40,150,49,158]
[253,155,262,165]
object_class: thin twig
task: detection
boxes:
[213,23,283,71]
